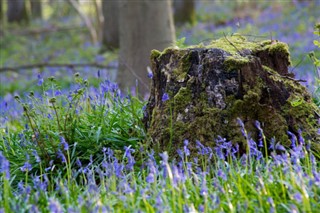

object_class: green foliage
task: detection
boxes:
[0,75,146,182]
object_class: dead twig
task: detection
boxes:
[223,32,244,56]
[0,26,86,36]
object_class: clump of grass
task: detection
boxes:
[1,73,145,183]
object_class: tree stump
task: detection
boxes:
[143,35,320,155]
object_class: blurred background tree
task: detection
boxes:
[7,0,29,24]
[117,0,176,96]
[101,0,119,51]
[173,0,195,26]
[30,0,42,19]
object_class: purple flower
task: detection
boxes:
[60,136,69,151]
[147,67,153,79]
[288,131,297,148]
[160,152,169,163]
[48,198,63,213]
[57,150,66,163]
[55,90,62,96]
[32,150,41,163]
[124,146,135,171]
[161,93,169,102]
[146,172,155,183]
[37,74,43,86]
[200,173,208,196]
[0,152,10,179]
[293,192,302,202]
[217,169,227,181]
[237,118,247,138]
[20,161,32,172]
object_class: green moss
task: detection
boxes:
[173,87,192,112]
[224,56,250,71]
[206,34,260,55]
[265,42,290,56]
[150,49,161,60]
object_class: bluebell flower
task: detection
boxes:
[55,90,62,96]
[287,131,297,148]
[37,74,43,86]
[237,118,246,138]
[0,151,10,179]
[198,205,205,213]
[48,198,63,213]
[161,93,169,102]
[20,161,32,172]
[147,67,153,79]
[57,150,66,163]
[217,169,227,181]
[146,172,155,183]
[32,150,41,163]
[200,173,208,196]
[60,136,69,151]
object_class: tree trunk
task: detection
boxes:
[7,0,29,24]
[173,0,195,26]
[143,36,320,156]
[101,0,119,50]
[30,0,42,19]
[118,0,176,97]
[0,0,3,21]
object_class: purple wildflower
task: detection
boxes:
[124,146,135,171]
[0,152,10,179]
[37,74,43,86]
[20,161,32,172]
[55,90,62,96]
[147,67,153,79]
[57,150,66,163]
[48,198,63,213]
[32,150,41,163]
[60,136,69,151]
[198,205,205,212]
[288,131,297,148]
[237,118,247,138]
[217,169,227,181]
[200,173,208,196]
[161,93,169,102]
[146,172,155,183]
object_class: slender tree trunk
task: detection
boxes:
[30,0,42,19]
[101,0,119,50]
[0,0,3,21]
[7,0,29,24]
[118,0,176,96]
[173,0,195,26]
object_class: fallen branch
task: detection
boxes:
[0,26,86,36]
[0,62,117,73]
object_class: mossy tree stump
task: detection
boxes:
[143,35,320,155]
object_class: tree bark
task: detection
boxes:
[30,0,42,19]
[101,0,119,50]
[143,36,320,155]
[7,0,29,24]
[173,0,195,26]
[0,0,3,21]
[118,0,176,96]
